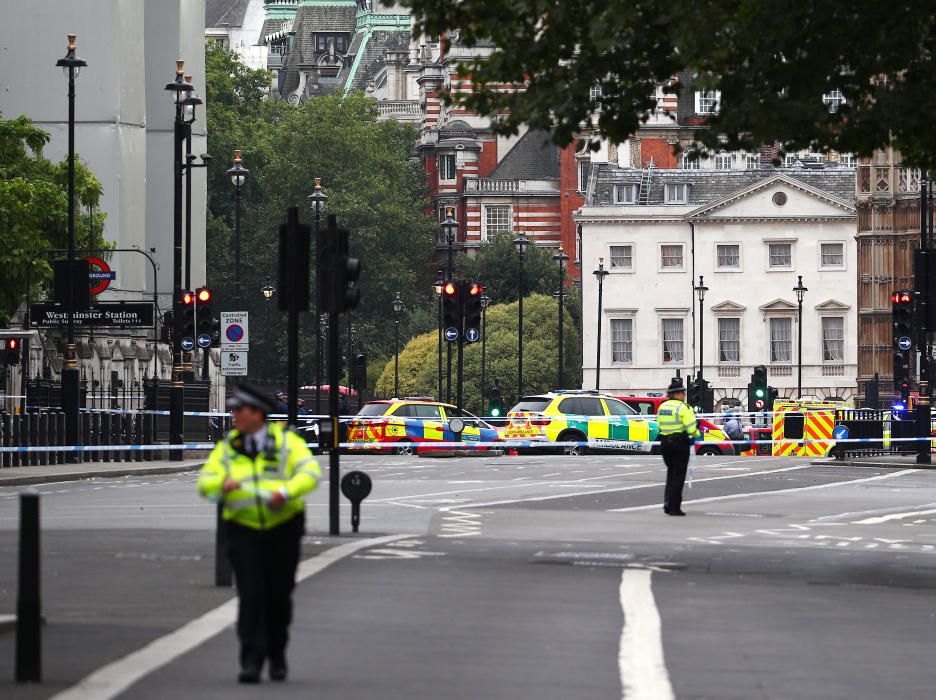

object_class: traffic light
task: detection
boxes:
[194,287,217,344]
[488,384,503,417]
[748,364,768,412]
[766,386,779,412]
[463,283,483,342]
[687,377,703,412]
[892,289,913,396]
[180,290,196,339]
[442,280,461,341]
[327,227,361,313]
[160,311,174,345]
[4,338,21,365]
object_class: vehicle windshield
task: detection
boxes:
[357,403,391,416]
[510,398,551,413]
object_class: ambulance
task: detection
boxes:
[770,399,853,457]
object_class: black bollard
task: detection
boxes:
[340,471,373,533]
[15,490,41,683]
[214,503,232,587]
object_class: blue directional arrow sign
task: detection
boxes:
[833,424,849,441]
[465,327,480,343]
[444,327,459,342]
[181,336,195,351]
[898,336,912,351]
[197,333,212,349]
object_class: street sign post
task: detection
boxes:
[220,350,248,376]
[220,311,249,349]
[197,333,212,349]
[898,336,912,351]
[181,337,195,352]
[465,327,480,343]
[444,327,459,342]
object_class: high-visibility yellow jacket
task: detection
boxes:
[198,422,321,530]
[657,399,701,439]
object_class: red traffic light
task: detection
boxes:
[443,281,458,296]
[182,291,195,305]
[196,287,212,303]
[891,291,912,304]
[8,339,18,350]
[468,283,482,296]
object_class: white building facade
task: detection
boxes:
[577,167,858,407]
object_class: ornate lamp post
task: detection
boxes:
[308,178,328,416]
[694,275,709,396]
[593,258,610,390]
[514,234,531,397]
[793,275,808,398]
[226,151,249,307]
[56,34,87,462]
[261,278,275,336]
[480,291,491,414]
[553,246,570,388]
[183,76,210,292]
[392,292,403,397]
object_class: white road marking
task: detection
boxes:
[48,533,410,700]
[618,569,674,700]
[853,507,936,525]
[608,469,917,513]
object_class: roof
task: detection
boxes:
[279,4,358,95]
[205,0,250,28]
[590,164,856,207]
[345,30,409,92]
[490,130,561,180]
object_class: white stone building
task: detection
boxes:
[576,166,858,406]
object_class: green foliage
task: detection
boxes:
[0,113,105,325]
[204,45,437,383]
[459,232,567,304]
[405,0,936,168]
[374,293,580,413]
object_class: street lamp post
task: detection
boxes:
[553,246,570,389]
[182,76,209,293]
[694,275,709,395]
[226,151,249,308]
[308,179,328,416]
[56,35,87,462]
[434,269,444,401]
[514,235,530,397]
[480,292,490,414]
[392,292,403,397]
[594,258,609,390]
[164,60,194,452]
[261,278,275,335]
[441,210,459,402]
[793,276,808,399]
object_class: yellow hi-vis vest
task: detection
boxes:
[198,422,321,530]
[657,399,701,439]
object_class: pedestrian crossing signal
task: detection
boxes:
[4,338,21,365]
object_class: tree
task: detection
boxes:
[204,45,438,384]
[0,113,104,326]
[405,0,936,168]
[374,293,581,412]
[458,232,564,304]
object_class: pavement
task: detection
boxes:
[814,454,936,468]
[0,459,206,487]
[1,453,935,699]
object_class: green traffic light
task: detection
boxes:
[490,408,501,417]
[755,388,765,398]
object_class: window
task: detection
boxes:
[482,205,511,240]
[610,319,633,363]
[578,161,590,192]
[412,404,443,419]
[823,89,846,113]
[662,319,684,364]
[840,154,856,168]
[577,397,605,416]
[664,183,689,204]
[605,398,638,415]
[718,318,740,363]
[590,84,603,110]
[609,245,633,270]
[784,153,799,167]
[438,154,456,181]
[716,244,740,269]
[315,33,348,53]
[694,90,720,114]
[558,397,583,415]
[745,154,759,170]
[768,242,792,268]
[679,154,700,169]
[822,317,845,362]
[769,317,793,363]
[660,244,684,269]
[614,184,639,204]
[714,153,733,170]
[820,242,845,268]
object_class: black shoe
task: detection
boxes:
[666,509,686,516]
[269,657,288,682]
[238,666,261,684]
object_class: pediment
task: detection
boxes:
[759,298,798,313]
[689,174,856,221]
[710,300,747,314]
[815,299,850,311]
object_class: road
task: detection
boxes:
[1,453,935,699]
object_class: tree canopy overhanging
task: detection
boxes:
[404,0,936,167]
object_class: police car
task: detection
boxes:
[346,398,502,454]
[503,391,659,455]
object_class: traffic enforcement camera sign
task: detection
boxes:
[220,311,249,350]
[221,350,248,376]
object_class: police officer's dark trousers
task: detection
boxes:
[661,433,690,512]
[226,513,304,670]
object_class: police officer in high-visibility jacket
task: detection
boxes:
[656,380,701,516]
[199,383,321,684]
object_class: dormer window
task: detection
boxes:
[614,184,639,204]
[664,183,689,204]
[314,33,348,54]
